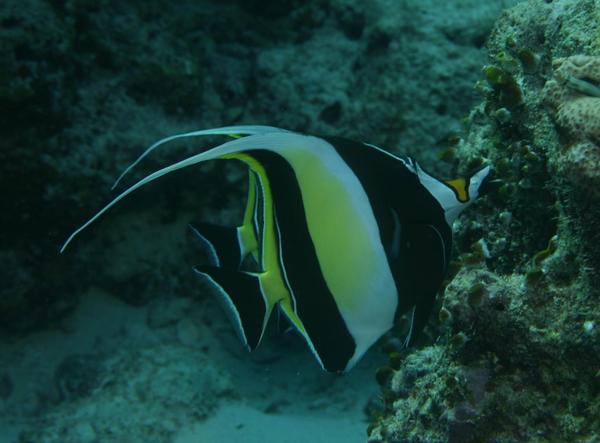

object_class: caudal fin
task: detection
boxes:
[194,265,272,350]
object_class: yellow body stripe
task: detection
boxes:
[282,148,385,311]
[445,178,469,203]
[222,152,308,335]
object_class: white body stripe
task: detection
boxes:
[272,135,398,369]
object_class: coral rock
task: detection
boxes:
[543,55,600,198]
[557,96,600,142]
[557,141,600,197]
[543,55,600,143]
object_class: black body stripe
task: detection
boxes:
[324,137,453,313]
[248,149,356,372]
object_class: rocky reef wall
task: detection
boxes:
[369,1,600,441]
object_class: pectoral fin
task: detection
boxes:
[404,293,436,347]
[397,223,449,346]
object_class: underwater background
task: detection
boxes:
[1,0,599,441]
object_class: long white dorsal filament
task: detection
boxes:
[60,129,298,253]
[111,125,290,190]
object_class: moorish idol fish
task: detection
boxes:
[61,125,494,373]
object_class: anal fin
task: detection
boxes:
[195,265,271,350]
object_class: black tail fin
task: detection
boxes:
[194,265,271,350]
[190,222,243,269]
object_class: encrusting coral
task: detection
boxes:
[543,55,600,142]
[543,55,600,198]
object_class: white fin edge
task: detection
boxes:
[403,305,417,348]
[193,267,250,351]
[188,224,220,267]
